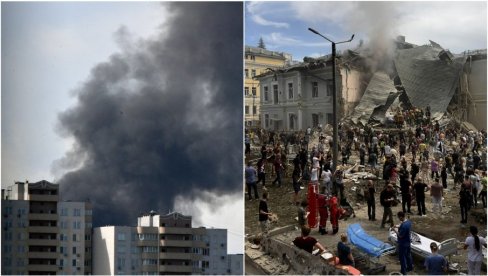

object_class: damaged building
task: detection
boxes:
[257,37,487,131]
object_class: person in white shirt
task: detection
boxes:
[464,225,487,275]
[321,168,332,196]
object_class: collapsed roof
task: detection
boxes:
[348,41,468,125]
[349,71,399,125]
[394,42,466,120]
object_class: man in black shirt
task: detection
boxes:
[380,184,396,228]
[413,177,430,216]
[365,180,376,221]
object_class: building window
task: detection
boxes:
[326,81,333,96]
[72,247,77,254]
[251,69,256,77]
[312,114,319,128]
[73,234,77,242]
[60,208,68,216]
[289,114,295,130]
[73,221,81,229]
[263,86,269,102]
[252,87,256,96]
[244,87,249,96]
[245,106,249,115]
[60,246,65,254]
[273,85,278,104]
[253,106,257,115]
[117,245,126,253]
[327,113,333,124]
[264,114,269,128]
[312,82,318,98]
[117,233,126,241]
[73,209,81,216]
[72,259,77,267]
[288,83,294,99]
[17,245,25,253]
[244,69,249,78]
[60,259,64,267]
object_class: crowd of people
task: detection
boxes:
[245,105,487,274]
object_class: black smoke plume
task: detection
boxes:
[54,2,243,226]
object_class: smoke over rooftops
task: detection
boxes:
[53,2,243,226]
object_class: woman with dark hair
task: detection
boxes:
[463,226,487,275]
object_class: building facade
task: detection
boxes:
[244,46,289,127]
[1,180,92,275]
[92,211,243,275]
[465,50,487,130]
[258,57,365,131]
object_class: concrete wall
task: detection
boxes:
[93,227,115,275]
[467,58,487,130]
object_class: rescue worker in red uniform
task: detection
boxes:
[329,193,340,234]
[317,186,329,235]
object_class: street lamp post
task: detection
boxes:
[308,28,354,172]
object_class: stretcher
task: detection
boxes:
[344,223,393,274]
[347,223,396,257]
[388,228,458,259]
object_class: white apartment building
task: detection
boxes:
[1,180,92,275]
[92,226,140,275]
[93,211,243,275]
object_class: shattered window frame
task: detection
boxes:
[312,81,319,98]
[288,82,294,99]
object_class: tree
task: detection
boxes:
[258,37,266,49]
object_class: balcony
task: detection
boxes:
[141,252,159,259]
[28,239,59,246]
[158,227,192,235]
[28,194,59,202]
[141,265,158,273]
[28,226,59,234]
[159,252,192,260]
[192,240,208,248]
[28,213,58,221]
[159,265,193,273]
[27,264,58,272]
[28,251,58,259]
[136,240,158,247]
[160,240,192,247]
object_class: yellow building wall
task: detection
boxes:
[244,50,286,127]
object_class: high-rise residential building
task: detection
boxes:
[244,46,290,127]
[1,180,92,275]
[93,211,243,275]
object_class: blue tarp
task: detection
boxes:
[347,223,395,257]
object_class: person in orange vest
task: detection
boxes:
[329,193,340,234]
[317,186,329,235]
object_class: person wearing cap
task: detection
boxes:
[424,242,448,275]
[393,211,413,275]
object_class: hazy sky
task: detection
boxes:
[246,1,487,61]
[2,2,244,254]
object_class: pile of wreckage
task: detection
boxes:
[344,39,483,131]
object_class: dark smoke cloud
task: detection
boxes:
[54,2,243,226]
